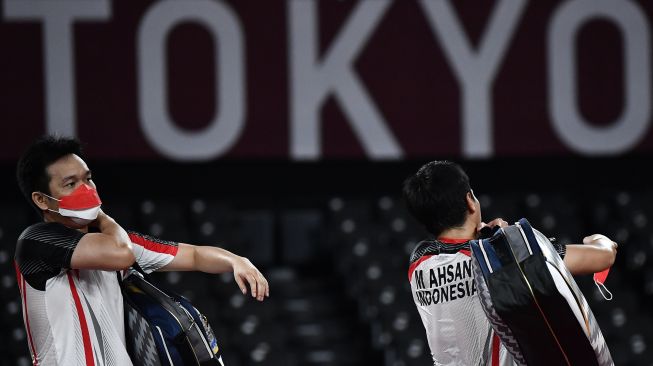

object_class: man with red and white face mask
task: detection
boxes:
[40,183,103,226]
[14,136,270,366]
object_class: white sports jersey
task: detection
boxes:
[14,222,179,366]
[408,238,513,366]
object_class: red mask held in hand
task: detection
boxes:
[594,268,612,301]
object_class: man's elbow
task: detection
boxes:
[603,246,617,269]
[113,240,136,270]
[590,247,617,273]
[589,237,618,271]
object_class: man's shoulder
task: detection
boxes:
[409,240,471,263]
[16,222,86,289]
[18,221,84,243]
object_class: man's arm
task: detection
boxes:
[161,244,269,302]
[70,211,135,270]
[563,234,618,275]
[480,219,618,276]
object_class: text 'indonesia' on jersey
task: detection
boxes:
[413,260,477,306]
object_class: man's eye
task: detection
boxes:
[66,182,75,188]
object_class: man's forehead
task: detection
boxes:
[46,154,90,178]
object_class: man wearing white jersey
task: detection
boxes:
[14,135,270,365]
[402,161,617,366]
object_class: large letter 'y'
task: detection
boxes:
[420,0,526,157]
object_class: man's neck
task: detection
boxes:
[43,213,89,233]
[438,224,477,241]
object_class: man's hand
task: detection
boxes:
[485,218,509,228]
[231,256,269,302]
[89,209,108,229]
[477,217,509,236]
[583,234,619,251]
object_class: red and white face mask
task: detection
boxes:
[42,184,102,224]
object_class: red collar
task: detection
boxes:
[438,237,472,244]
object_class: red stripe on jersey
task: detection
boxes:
[408,255,434,281]
[128,233,178,255]
[13,261,22,293]
[67,273,95,366]
[459,249,471,257]
[492,333,500,366]
[438,237,471,244]
[21,277,39,366]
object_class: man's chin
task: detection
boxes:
[43,213,87,230]
[60,217,90,230]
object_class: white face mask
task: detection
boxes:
[47,205,101,225]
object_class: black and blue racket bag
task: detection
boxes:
[470,218,613,366]
[119,264,224,366]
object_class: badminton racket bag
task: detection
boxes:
[119,263,224,366]
[470,218,613,366]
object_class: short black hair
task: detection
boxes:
[402,160,472,237]
[16,135,84,214]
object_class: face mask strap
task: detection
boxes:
[39,192,61,216]
[40,192,61,202]
[594,280,613,301]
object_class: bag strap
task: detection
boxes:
[116,262,146,287]
[132,262,146,274]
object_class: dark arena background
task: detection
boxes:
[1,1,653,365]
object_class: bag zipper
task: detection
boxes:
[155,326,174,365]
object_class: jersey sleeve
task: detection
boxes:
[14,222,86,290]
[533,228,567,259]
[552,242,567,259]
[127,231,179,273]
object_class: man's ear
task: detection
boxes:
[32,192,50,211]
[466,192,477,213]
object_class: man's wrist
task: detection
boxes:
[226,253,242,270]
